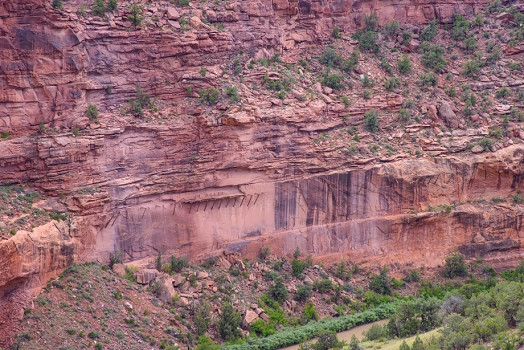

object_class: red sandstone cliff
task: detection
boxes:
[3,0,524,344]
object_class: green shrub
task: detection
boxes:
[331,26,340,39]
[322,72,345,90]
[383,20,400,36]
[341,49,360,73]
[1,131,8,139]
[225,86,240,103]
[292,259,304,278]
[107,0,118,11]
[198,88,220,105]
[384,77,400,91]
[319,48,341,67]
[451,14,470,41]
[295,284,313,302]
[109,251,123,268]
[195,336,220,350]
[380,58,392,73]
[487,0,501,13]
[420,43,447,72]
[129,84,151,116]
[443,251,468,278]
[508,62,522,71]
[364,14,379,31]
[397,108,411,123]
[362,89,372,100]
[223,303,397,350]
[260,246,271,259]
[420,19,438,42]
[361,74,375,88]
[369,267,391,295]
[463,36,477,52]
[363,323,388,341]
[313,279,333,293]
[357,31,379,53]
[302,302,318,322]
[403,269,421,283]
[496,87,510,99]
[128,4,143,26]
[489,126,503,139]
[478,138,494,152]
[219,302,242,341]
[463,59,485,77]
[52,0,63,9]
[86,104,98,121]
[88,331,99,339]
[419,72,438,87]
[250,319,276,337]
[397,54,412,74]
[194,301,211,336]
[402,30,412,45]
[363,109,379,132]
[92,0,106,17]
[170,255,189,272]
[269,276,289,303]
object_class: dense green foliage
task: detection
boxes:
[397,54,412,74]
[222,303,397,350]
[363,109,379,132]
[443,251,468,279]
[369,267,392,295]
[219,302,242,341]
[420,44,448,72]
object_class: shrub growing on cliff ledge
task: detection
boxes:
[92,0,107,17]
[128,4,144,26]
[199,88,220,105]
[171,255,189,272]
[86,104,99,121]
[52,0,63,9]
[363,109,379,133]
[443,251,468,278]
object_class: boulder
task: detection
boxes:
[196,271,209,280]
[218,258,231,270]
[177,296,189,307]
[259,312,270,322]
[166,7,180,20]
[190,16,203,30]
[71,117,90,130]
[112,263,126,276]
[427,105,439,122]
[438,101,460,128]
[135,269,159,285]
[242,310,259,328]
[124,301,133,310]
[158,278,177,303]
[173,274,186,287]
[471,145,484,154]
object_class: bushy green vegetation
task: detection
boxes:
[223,303,397,350]
[199,88,220,105]
[352,14,380,53]
[397,54,412,74]
[364,109,379,132]
[129,84,151,116]
[443,251,468,279]
[420,43,447,72]
[219,302,242,341]
[451,14,471,42]
[52,0,63,9]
